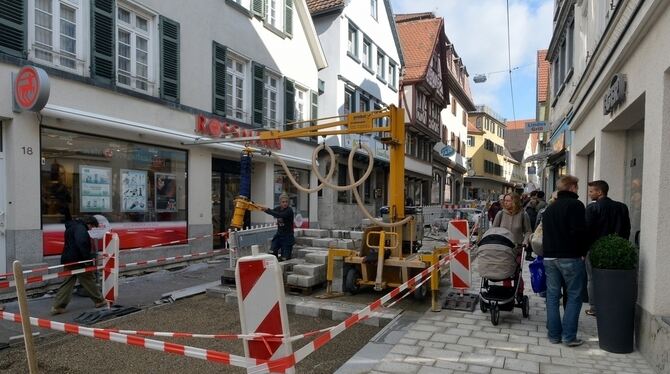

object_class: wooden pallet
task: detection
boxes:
[285,284,318,296]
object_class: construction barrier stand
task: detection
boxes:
[448,220,471,290]
[236,254,293,373]
[102,233,120,305]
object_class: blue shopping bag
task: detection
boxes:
[529,256,546,293]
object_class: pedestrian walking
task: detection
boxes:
[541,175,588,347]
[51,216,106,315]
[493,193,533,258]
[584,180,632,316]
[263,193,295,261]
[487,194,504,224]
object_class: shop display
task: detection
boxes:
[155,173,178,212]
[121,169,147,212]
[79,165,112,212]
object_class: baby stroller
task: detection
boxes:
[476,227,530,325]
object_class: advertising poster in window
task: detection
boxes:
[79,165,112,212]
[121,169,147,212]
[155,172,177,212]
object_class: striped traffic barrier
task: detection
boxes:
[448,219,472,290]
[0,265,102,289]
[102,233,120,306]
[236,254,293,373]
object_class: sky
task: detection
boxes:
[390,0,554,122]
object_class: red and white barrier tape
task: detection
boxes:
[119,249,226,269]
[0,311,260,369]
[0,265,102,289]
[0,259,96,278]
[248,243,470,373]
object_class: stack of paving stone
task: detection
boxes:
[283,229,363,291]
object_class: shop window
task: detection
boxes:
[40,128,187,255]
[31,0,84,73]
[273,166,309,228]
[116,4,155,93]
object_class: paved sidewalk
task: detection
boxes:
[366,260,656,374]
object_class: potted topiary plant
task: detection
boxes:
[589,234,638,353]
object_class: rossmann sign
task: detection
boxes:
[195,114,281,150]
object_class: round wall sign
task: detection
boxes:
[14,66,50,112]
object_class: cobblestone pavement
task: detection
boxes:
[370,259,656,374]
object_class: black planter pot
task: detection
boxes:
[592,268,637,353]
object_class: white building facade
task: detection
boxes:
[0,0,326,272]
[548,0,670,370]
[307,0,403,228]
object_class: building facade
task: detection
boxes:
[464,105,510,201]
[548,0,670,370]
[0,0,326,271]
[435,34,475,205]
[306,0,403,229]
[395,12,449,206]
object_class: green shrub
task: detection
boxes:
[589,235,638,270]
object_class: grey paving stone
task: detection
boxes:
[490,369,518,374]
[390,344,421,356]
[418,347,461,362]
[430,333,460,344]
[417,341,444,349]
[458,352,505,368]
[434,360,468,371]
[444,327,472,337]
[504,358,539,373]
[398,338,418,345]
[527,344,561,357]
[466,365,492,374]
[416,365,448,374]
[375,361,420,373]
[411,324,444,333]
[516,353,551,363]
[472,331,509,341]
[405,330,432,340]
[494,349,517,358]
[456,323,483,331]
[486,340,527,353]
[508,334,539,345]
[539,363,576,373]
[456,336,488,348]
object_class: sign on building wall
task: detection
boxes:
[524,121,549,133]
[603,74,626,115]
[13,66,50,112]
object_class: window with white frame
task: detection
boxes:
[226,55,247,121]
[344,88,354,114]
[116,5,154,92]
[295,86,307,122]
[376,52,385,79]
[264,73,279,128]
[467,135,475,147]
[347,25,358,57]
[388,62,397,88]
[362,39,372,67]
[266,0,282,29]
[360,96,370,112]
[32,0,83,72]
[370,0,377,20]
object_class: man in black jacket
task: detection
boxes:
[583,180,631,316]
[541,175,587,347]
[51,216,106,315]
[263,193,295,261]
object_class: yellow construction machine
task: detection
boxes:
[208,105,450,310]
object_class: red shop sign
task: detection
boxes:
[14,66,50,112]
[195,114,281,150]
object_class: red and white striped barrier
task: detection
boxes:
[0,311,259,369]
[119,249,226,269]
[102,233,120,305]
[448,220,472,290]
[247,243,470,373]
[0,259,96,278]
[236,254,293,373]
[0,265,102,289]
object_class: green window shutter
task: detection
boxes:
[310,90,318,123]
[90,0,115,84]
[159,16,180,102]
[212,42,227,116]
[284,78,295,130]
[0,0,26,58]
[252,62,265,127]
[284,0,293,37]
[252,0,265,18]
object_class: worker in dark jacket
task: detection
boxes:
[583,180,632,316]
[541,175,587,347]
[263,193,295,261]
[51,216,106,315]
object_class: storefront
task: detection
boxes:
[41,128,188,255]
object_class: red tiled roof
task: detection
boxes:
[395,12,434,22]
[395,15,443,82]
[537,50,550,103]
[306,0,344,15]
[505,119,529,130]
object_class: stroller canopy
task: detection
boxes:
[477,227,518,280]
[478,227,516,248]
